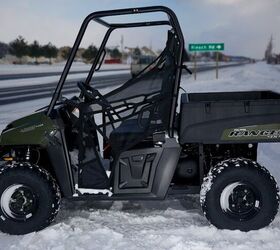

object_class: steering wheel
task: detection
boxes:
[77,81,111,108]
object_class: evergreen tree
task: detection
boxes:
[110,48,122,59]
[0,42,9,59]
[212,52,224,61]
[183,49,190,62]
[82,45,98,63]
[60,46,71,60]
[9,36,28,63]
[201,52,211,58]
[133,47,142,57]
[42,42,58,64]
[28,40,42,64]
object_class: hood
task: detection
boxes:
[0,112,57,147]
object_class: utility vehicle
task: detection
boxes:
[0,6,279,235]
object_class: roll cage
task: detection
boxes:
[47,6,185,136]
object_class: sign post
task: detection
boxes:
[188,43,224,80]
[216,52,219,79]
[194,52,197,80]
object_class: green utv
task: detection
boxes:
[0,6,279,235]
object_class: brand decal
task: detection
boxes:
[20,123,44,133]
[229,129,280,138]
[221,124,280,140]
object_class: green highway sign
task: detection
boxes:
[189,43,224,52]
[189,43,225,80]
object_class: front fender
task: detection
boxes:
[0,112,56,147]
[0,112,74,197]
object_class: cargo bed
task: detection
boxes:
[179,91,280,144]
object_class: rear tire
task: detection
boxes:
[0,162,61,235]
[200,158,279,231]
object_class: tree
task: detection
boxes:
[212,52,224,61]
[42,42,58,64]
[110,48,122,59]
[133,47,142,57]
[201,52,211,58]
[60,46,71,60]
[28,40,42,64]
[82,44,98,63]
[265,35,273,64]
[183,49,190,62]
[9,36,28,63]
[0,42,9,59]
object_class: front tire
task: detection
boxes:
[0,162,61,235]
[200,158,279,231]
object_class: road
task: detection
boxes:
[0,62,247,105]
[0,73,131,105]
[0,68,128,81]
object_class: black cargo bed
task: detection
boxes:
[187,91,280,102]
[179,91,280,144]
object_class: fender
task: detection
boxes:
[0,112,74,197]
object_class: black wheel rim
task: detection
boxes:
[1,184,38,221]
[220,181,261,221]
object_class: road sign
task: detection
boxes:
[188,43,224,80]
[189,43,224,52]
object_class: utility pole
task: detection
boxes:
[120,35,124,63]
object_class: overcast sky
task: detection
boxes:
[0,0,279,59]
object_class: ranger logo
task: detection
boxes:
[221,124,280,140]
[229,129,280,138]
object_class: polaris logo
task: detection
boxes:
[229,129,280,138]
[20,123,44,133]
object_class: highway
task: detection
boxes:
[0,62,247,105]
[0,73,131,105]
[0,68,128,81]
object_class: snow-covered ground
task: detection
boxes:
[1,62,280,249]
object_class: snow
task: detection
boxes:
[1,62,280,249]
[1,199,280,250]
[181,62,280,94]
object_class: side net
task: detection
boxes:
[82,30,180,155]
